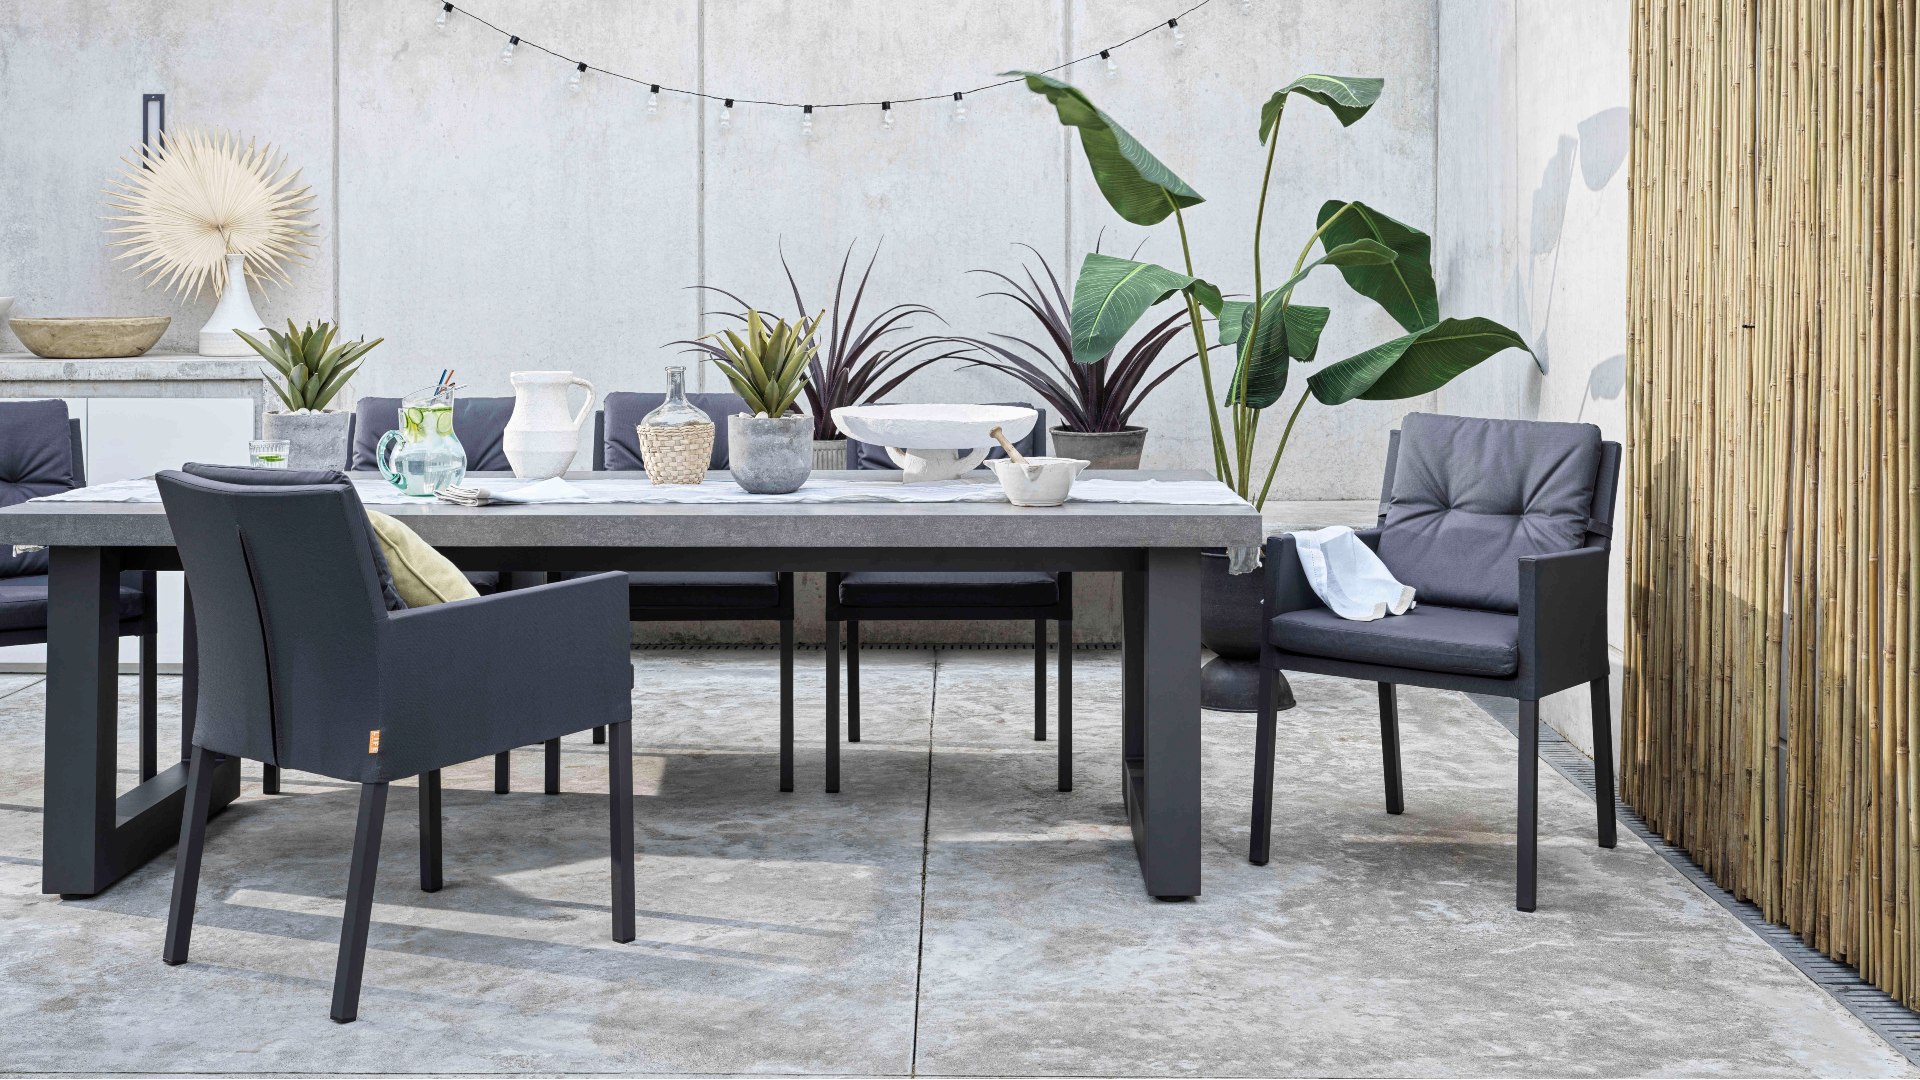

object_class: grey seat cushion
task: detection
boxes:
[838,571,1059,609]
[601,392,751,471]
[626,571,780,609]
[1269,605,1519,678]
[348,396,515,472]
[0,575,145,633]
[1377,413,1602,613]
[0,400,78,577]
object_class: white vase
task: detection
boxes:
[198,253,266,356]
[504,370,596,479]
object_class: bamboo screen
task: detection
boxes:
[1626,0,1918,1000]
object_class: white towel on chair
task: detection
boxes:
[1289,525,1416,621]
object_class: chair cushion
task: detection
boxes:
[0,400,77,577]
[366,511,480,607]
[1269,605,1519,678]
[601,391,750,471]
[625,571,780,609]
[348,396,515,472]
[0,575,145,633]
[837,571,1059,609]
[464,571,502,595]
[1376,413,1602,613]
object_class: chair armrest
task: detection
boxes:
[373,571,634,780]
[1263,534,1326,616]
[1519,546,1610,698]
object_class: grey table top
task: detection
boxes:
[0,470,1263,550]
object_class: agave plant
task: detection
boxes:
[237,320,381,412]
[700,242,972,440]
[681,308,822,417]
[958,245,1193,434]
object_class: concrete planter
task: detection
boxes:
[811,439,848,471]
[729,414,813,494]
[1200,548,1295,714]
[262,410,352,470]
[1049,425,1147,469]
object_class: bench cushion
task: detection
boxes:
[837,571,1059,609]
[1269,604,1519,678]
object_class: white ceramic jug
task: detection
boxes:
[504,371,595,479]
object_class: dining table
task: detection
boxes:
[0,469,1263,901]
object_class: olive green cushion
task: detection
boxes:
[365,511,480,607]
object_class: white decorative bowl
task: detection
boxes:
[986,456,1090,507]
[831,404,1039,483]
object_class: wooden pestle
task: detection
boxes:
[989,426,1030,465]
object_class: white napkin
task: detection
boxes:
[435,477,594,506]
[1289,525,1416,621]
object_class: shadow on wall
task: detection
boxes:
[1512,105,1630,378]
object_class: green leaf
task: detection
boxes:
[1274,237,1397,298]
[1008,71,1203,226]
[1260,75,1385,140]
[1187,278,1223,316]
[1283,305,1329,361]
[1228,290,1291,409]
[1307,317,1531,405]
[1316,200,1437,332]
[1068,253,1195,365]
[1216,300,1253,347]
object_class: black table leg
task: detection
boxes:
[43,546,237,897]
[1121,550,1202,900]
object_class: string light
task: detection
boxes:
[802,105,814,138]
[719,98,734,131]
[1169,18,1185,47]
[881,101,894,131]
[435,2,451,29]
[1102,49,1117,77]
[568,62,586,93]
[647,84,660,115]
[499,34,517,64]
[952,91,967,123]
[1241,0,1253,11]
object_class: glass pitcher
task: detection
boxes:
[376,386,467,497]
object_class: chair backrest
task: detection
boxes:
[847,403,1048,470]
[596,391,751,470]
[347,396,515,471]
[0,400,82,577]
[1373,412,1619,614]
[157,465,390,777]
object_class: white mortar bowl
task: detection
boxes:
[986,456,1090,507]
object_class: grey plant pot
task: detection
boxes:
[1049,425,1147,469]
[811,438,848,472]
[1200,548,1296,714]
[262,410,352,470]
[729,414,814,494]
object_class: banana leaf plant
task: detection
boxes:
[1008,71,1531,508]
[698,242,972,441]
[956,245,1193,433]
[236,320,382,412]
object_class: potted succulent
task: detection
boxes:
[1012,71,1532,710]
[700,242,970,470]
[239,320,382,469]
[683,308,822,494]
[957,245,1193,468]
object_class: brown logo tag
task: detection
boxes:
[368,730,382,754]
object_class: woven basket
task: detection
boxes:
[637,422,714,485]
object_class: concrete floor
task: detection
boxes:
[0,651,1908,1077]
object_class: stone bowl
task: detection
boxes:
[9,316,170,359]
[830,404,1038,483]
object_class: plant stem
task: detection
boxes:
[1171,201,1231,486]
[1254,392,1311,510]
[1230,104,1285,496]
[1289,202,1355,290]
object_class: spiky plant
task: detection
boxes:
[237,321,382,412]
[680,309,822,417]
[103,127,317,300]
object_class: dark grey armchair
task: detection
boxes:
[155,464,635,1023]
[829,406,1073,794]
[0,401,161,777]
[1250,413,1621,911]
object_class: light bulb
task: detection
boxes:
[499,35,517,63]
[1103,50,1117,77]
[952,92,967,123]
[435,3,451,29]
[801,106,814,138]
[1169,19,1185,48]
[881,102,894,131]
[647,85,659,116]
[568,63,585,93]
[719,99,733,131]
[1241,0,1253,11]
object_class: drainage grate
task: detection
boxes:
[1471,695,1920,1066]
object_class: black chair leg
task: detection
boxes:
[162,745,219,966]
[1591,678,1617,848]
[331,782,389,1024]
[1517,698,1540,912]
[262,763,281,795]
[544,739,561,795]
[847,620,861,743]
[1057,618,1072,792]
[592,726,606,745]
[418,770,442,893]
[1248,654,1280,865]
[181,584,199,760]
[609,720,635,943]
[494,751,510,794]
[825,619,840,794]
[779,617,795,793]
[1378,683,1405,815]
[1033,619,1047,741]
[138,628,158,782]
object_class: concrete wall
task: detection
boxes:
[1433,0,1631,752]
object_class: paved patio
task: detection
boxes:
[0,649,1908,1076]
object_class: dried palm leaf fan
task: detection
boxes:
[103,127,318,354]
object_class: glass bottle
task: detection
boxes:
[642,366,711,429]
[638,366,714,484]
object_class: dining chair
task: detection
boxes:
[0,400,162,777]
[828,406,1073,794]
[577,391,801,790]
[1249,412,1621,911]
[155,464,635,1023]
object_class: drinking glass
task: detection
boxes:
[248,440,291,468]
